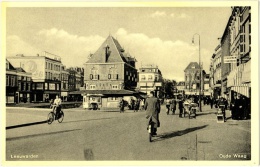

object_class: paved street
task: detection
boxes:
[6,105,251,161]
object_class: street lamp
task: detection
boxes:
[192,33,202,112]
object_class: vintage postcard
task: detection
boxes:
[1,1,259,166]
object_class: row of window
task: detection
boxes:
[89,84,119,90]
[140,75,158,81]
[185,75,200,81]
[45,62,61,71]
[140,69,158,73]
[18,82,31,91]
[32,83,60,91]
[61,74,69,80]
[45,72,61,81]
[6,76,16,87]
[89,74,119,80]
[125,71,136,77]
[17,76,31,81]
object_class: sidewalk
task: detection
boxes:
[189,105,251,160]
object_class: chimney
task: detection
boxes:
[104,44,110,63]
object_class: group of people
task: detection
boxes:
[119,97,145,113]
[230,94,250,120]
[165,98,177,115]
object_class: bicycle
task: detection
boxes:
[47,104,64,124]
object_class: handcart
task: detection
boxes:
[183,102,198,119]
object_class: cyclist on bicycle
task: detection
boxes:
[52,95,62,120]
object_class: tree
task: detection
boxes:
[163,79,177,98]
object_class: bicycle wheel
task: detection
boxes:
[47,112,54,124]
[57,111,64,123]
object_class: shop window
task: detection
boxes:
[36,83,43,90]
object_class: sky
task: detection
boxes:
[6,7,232,81]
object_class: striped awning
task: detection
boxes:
[231,85,250,98]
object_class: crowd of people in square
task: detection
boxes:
[118,93,250,121]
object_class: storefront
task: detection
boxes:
[70,89,145,109]
[227,60,251,100]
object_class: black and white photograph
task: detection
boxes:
[1,1,259,166]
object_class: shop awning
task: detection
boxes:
[231,85,250,98]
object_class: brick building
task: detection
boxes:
[82,35,138,108]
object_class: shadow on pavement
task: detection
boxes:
[153,125,208,142]
[62,117,116,124]
[195,112,215,117]
[6,120,47,130]
[6,129,82,141]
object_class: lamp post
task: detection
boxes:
[192,33,202,112]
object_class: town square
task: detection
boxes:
[2,2,259,165]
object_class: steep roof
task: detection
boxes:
[86,35,126,64]
[6,59,16,70]
[184,62,200,72]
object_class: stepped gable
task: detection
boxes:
[87,35,126,63]
[184,62,200,72]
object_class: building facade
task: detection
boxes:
[137,64,163,97]
[83,35,138,108]
[6,60,18,104]
[67,67,84,101]
[16,68,32,103]
[176,81,185,95]
[61,65,69,101]
[203,74,210,96]
[7,52,62,102]
[184,62,205,96]
[6,60,32,103]
[220,19,231,98]
[210,44,222,98]
[227,7,251,102]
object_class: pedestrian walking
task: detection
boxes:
[231,95,237,119]
[144,91,161,135]
[134,98,140,112]
[234,94,244,120]
[165,97,171,115]
[210,96,214,109]
[139,99,145,110]
[119,98,125,113]
[130,97,135,110]
[171,98,177,115]
[178,98,184,118]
